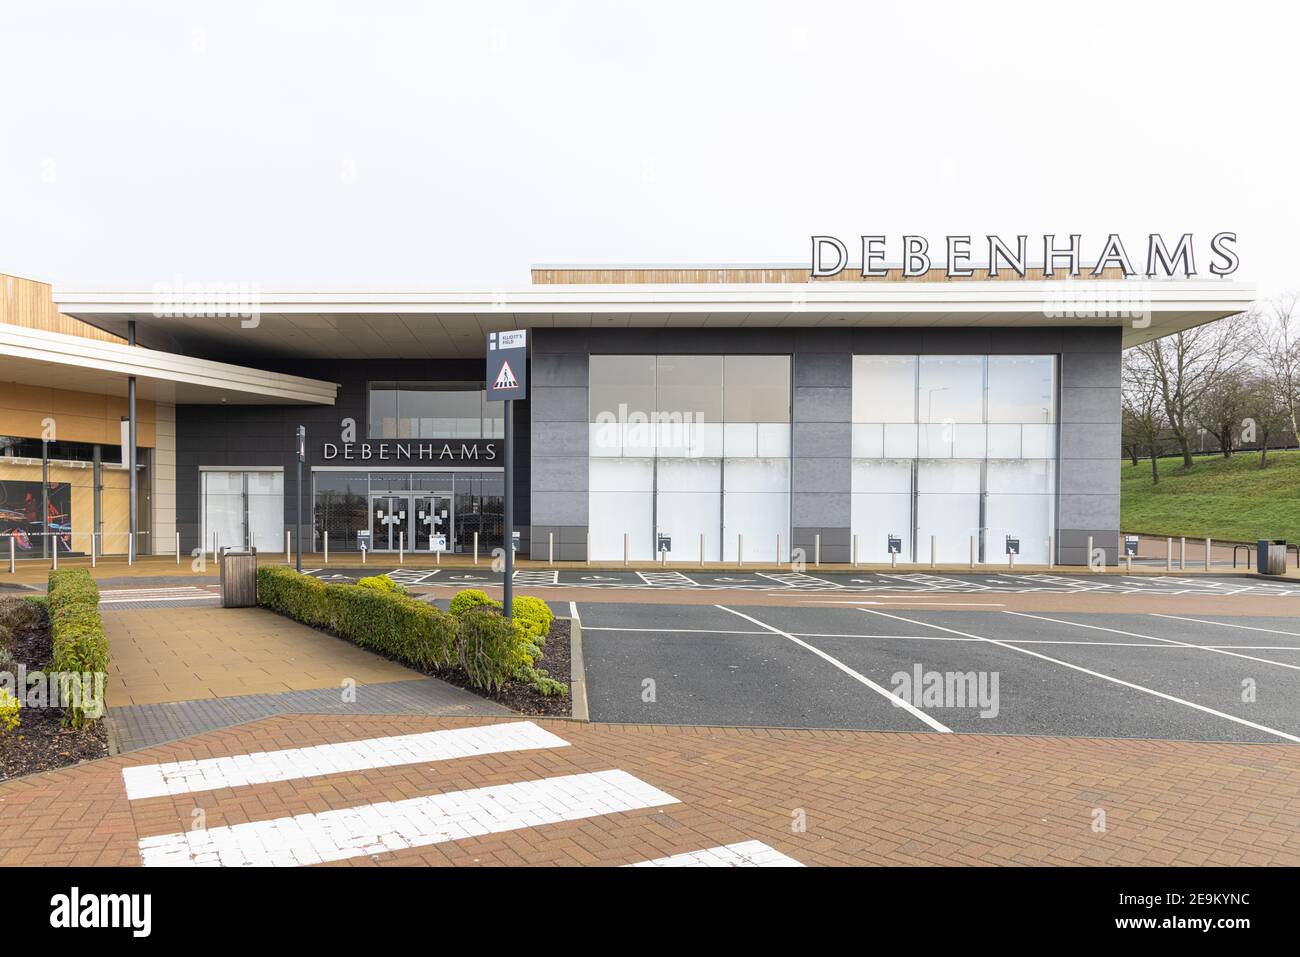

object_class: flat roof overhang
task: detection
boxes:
[51,279,1256,359]
[0,321,337,404]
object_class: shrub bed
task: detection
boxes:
[46,568,108,728]
[255,567,569,704]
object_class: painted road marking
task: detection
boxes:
[137,769,679,867]
[715,605,951,733]
[1004,611,1300,673]
[624,840,803,867]
[1150,614,1300,640]
[99,587,217,604]
[122,721,570,800]
[859,608,1300,744]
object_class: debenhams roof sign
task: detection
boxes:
[811,233,1239,279]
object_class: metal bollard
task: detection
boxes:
[8,535,14,573]
[399,532,404,564]
[1166,537,1172,571]
[1205,537,1211,571]
[852,534,858,566]
[175,531,180,565]
[91,532,97,569]
[814,533,820,567]
[285,530,291,564]
[549,531,554,566]
[776,533,781,565]
[1087,535,1094,571]
[52,537,58,570]
[127,533,133,566]
[623,533,629,567]
[1048,535,1054,569]
[586,532,591,566]
[930,535,936,569]
[473,531,479,565]
[700,532,705,568]
[1179,537,1186,571]
[970,535,976,570]
[361,544,367,565]
[738,534,744,567]
[324,531,329,564]
[891,549,897,569]
[1009,548,1015,569]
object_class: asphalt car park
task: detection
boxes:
[573,602,1300,744]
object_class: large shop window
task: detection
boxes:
[201,470,284,553]
[368,382,503,439]
[851,355,1056,564]
[588,355,791,562]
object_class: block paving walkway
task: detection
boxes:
[1,715,1297,867]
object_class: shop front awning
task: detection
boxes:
[51,278,1256,359]
[0,321,337,404]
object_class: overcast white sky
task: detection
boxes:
[2,0,1296,297]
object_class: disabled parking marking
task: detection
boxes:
[1005,610,1300,673]
[859,608,1300,744]
[714,605,951,733]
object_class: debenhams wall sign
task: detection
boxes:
[810,232,1240,278]
[322,440,499,462]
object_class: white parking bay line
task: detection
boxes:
[1004,611,1300,673]
[859,608,1300,745]
[1150,614,1300,640]
[624,840,803,867]
[138,769,679,867]
[122,721,570,800]
[715,605,951,733]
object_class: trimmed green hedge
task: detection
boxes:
[47,568,108,727]
[255,568,567,697]
[257,566,456,677]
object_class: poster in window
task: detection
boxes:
[0,481,72,552]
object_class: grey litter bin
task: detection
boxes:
[220,547,259,607]
[1257,539,1287,576]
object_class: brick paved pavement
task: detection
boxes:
[1,715,1297,867]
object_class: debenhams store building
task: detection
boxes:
[0,252,1251,566]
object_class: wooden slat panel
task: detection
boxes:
[0,272,125,342]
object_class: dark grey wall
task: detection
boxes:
[176,359,529,553]
[530,325,1122,564]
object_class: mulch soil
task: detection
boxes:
[429,618,572,717]
[0,603,109,781]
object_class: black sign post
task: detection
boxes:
[486,330,527,616]
[295,425,306,573]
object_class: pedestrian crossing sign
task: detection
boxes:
[486,329,526,401]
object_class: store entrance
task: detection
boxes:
[414,494,452,552]
[370,494,409,551]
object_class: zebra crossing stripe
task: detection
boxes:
[624,840,803,867]
[137,769,680,867]
[122,721,570,800]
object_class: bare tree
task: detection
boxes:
[1240,371,1289,468]
[1255,294,1300,449]
[1132,314,1248,468]
[1194,365,1250,458]
[1122,352,1166,483]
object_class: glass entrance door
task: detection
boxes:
[370,494,409,551]
[414,494,452,552]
